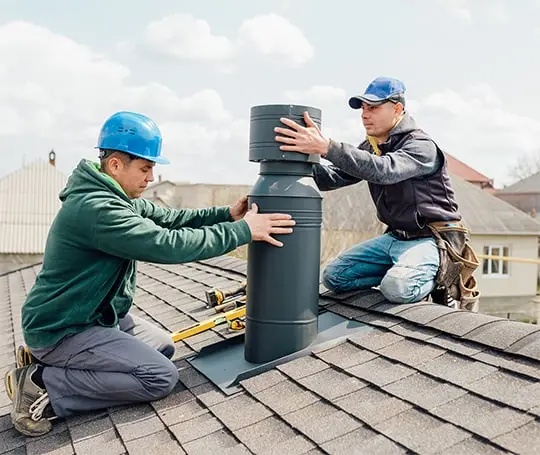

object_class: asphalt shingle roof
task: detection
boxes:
[499,172,540,194]
[1,256,540,454]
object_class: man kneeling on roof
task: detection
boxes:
[274,76,480,309]
[5,111,296,437]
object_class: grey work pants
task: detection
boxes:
[30,313,179,418]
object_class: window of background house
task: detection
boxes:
[482,245,509,276]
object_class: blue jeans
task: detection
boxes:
[322,233,440,304]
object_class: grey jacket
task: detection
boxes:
[312,113,461,232]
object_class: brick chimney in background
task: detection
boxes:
[48,149,56,166]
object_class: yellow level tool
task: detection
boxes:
[171,305,246,342]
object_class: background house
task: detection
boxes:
[0,151,67,274]
[145,180,251,209]
[145,172,540,321]
[444,153,496,193]
[495,171,540,218]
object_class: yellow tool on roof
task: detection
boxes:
[204,281,247,308]
[214,295,246,313]
[171,305,246,342]
[228,318,245,332]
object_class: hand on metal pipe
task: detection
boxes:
[230,195,249,221]
[243,203,295,247]
[274,111,330,156]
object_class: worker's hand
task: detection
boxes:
[243,203,295,247]
[274,111,330,156]
[230,195,248,221]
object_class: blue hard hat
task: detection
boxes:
[349,77,406,109]
[96,111,170,165]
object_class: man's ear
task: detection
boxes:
[107,156,122,175]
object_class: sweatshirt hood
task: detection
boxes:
[388,112,418,137]
[59,159,130,203]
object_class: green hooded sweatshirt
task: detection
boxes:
[22,159,252,348]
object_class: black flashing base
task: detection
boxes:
[186,311,372,395]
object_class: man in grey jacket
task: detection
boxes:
[274,77,462,304]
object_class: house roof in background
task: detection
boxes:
[143,181,252,211]
[445,153,494,186]
[0,159,67,254]
[451,175,540,235]
[498,171,540,194]
[1,256,539,454]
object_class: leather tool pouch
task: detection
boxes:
[428,221,481,312]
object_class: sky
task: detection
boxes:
[0,0,539,188]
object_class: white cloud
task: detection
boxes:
[237,13,314,66]
[126,84,231,124]
[487,1,508,23]
[439,0,510,23]
[142,13,235,63]
[135,12,313,69]
[410,84,540,187]
[440,0,472,21]
[285,85,347,106]
[0,21,254,185]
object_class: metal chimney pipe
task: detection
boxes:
[245,104,323,364]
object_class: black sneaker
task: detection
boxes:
[9,364,54,437]
[430,286,457,308]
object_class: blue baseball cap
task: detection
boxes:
[349,77,406,109]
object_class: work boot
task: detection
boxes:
[4,345,38,401]
[8,364,54,437]
[16,345,35,368]
[4,367,56,421]
[4,367,23,401]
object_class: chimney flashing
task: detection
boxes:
[186,310,371,396]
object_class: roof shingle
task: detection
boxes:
[2,256,540,454]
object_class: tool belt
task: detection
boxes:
[387,226,433,241]
[427,220,481,312]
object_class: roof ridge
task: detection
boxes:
[0,158,67,182]
[320,289,540,364]
[196,256,248,277]
[0,261,42,277]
